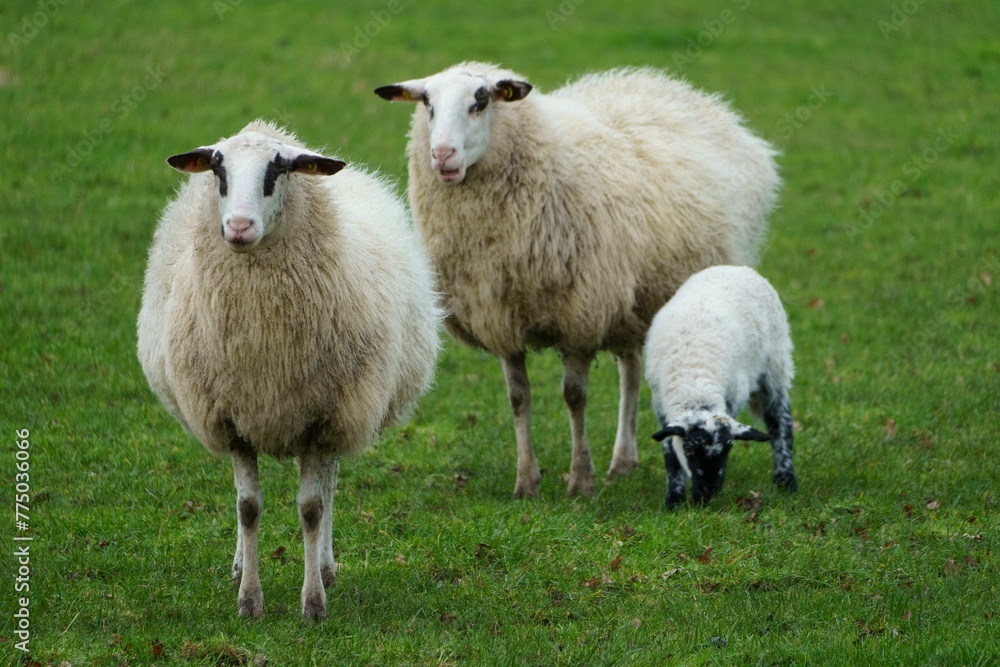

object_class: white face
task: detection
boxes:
[375,68,532,184]
[167,132,344,252]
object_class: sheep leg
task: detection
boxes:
[607,350,641,479]
[319,459,339,588]
[663,441,688,509]
[232,443,264,619]
[298,449,336,621]
[562,352,596,497]
[760,390,797,492]
[500,353,541,499]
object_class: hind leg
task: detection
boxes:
[755,388,797,492]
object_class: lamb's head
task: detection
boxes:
[375,65,532,184]
[653,414,770,504]
[167,131,345,252]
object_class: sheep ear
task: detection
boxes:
[374,80,426,102]
[167,148,214,173]
[732,422,771,442]
[652,425,686,441]
[493,79,532,102]
[289,154,346,176]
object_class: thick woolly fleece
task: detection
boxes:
[405,62,781,358]
[137,120,441,460]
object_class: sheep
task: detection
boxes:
[136,120,441,620]
[644,265,797,509]
[374,62,780,498]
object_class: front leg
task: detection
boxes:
[231,442,263,618]
[663,439,688,509]
[500,353,541,498]
[762,390,797,492]
[562,352,596,497]
[607,350,641,479]
[298,449,337,621]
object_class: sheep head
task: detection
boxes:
[167,131,345,252]
[375,65,531,184]
[652,415,770,504]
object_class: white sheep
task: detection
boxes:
[644,265,797,508]
[375,62,780,498]
[137,120,441,620]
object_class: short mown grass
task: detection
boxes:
[1,1,998,665]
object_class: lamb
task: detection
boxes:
[644,265,797,508]
[374,62,780,498]
[136,120,441,620]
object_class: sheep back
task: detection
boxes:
[644,265,793,421]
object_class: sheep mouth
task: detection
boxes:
[436,166,465,184]
[225,238,259,253]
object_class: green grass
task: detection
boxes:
[2,0,998,664]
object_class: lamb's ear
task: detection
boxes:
[167,148,215,173]
[289,154,346,176]
[732,422,772,442]
[374,79,426,102]
[493,79,532,102]
[652,425,686,442]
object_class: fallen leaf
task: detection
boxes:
[395,553,406,565]
[903,503,913,518]
[601,571,612,585]
[943,559,961,576]
[925,499,940,511]
[698,580,723,593]
[440,612,458,622]
[964,533,983,541]
[981,271,992,286]
[152,640,165,657]
[622,525,636,538]
[610,556,622,571]
[453,473,468,490]
[697,547,713,564]
[474,543,493,558]
[184,500,205,513]
[108,633,122,646]
[886,418,896,438]
[808,297,825,309]
[839,332,850,344]
[521,513,531,524]
[902,610,912,622]
[580,575,600,588]
[661,568,680,580]
[271,546,286,561]
[964,555,979,568]
[98,540,111,548]
[361,510,374,524]
[631,618,642,629]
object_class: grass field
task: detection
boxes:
[1,0,998,664]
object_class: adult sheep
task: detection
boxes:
[375,62,779,498]
[137,120,441,620]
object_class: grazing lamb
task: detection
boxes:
[137,120,441,620]
[644,265,797,509]
[375,62,779,498]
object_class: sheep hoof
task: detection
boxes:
[774,472,798,492]
[606,457,639,480]
[321,564,337,589]
[302,595,328,622]
[566,472,595,498]
[512,471,541,499]
[237,592,264,619]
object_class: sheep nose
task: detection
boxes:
[431,146,456,163]
[225,216,254,237]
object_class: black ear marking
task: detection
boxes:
[374,84,418,102]
[166,147,215,173]
[493,79,532,102]
[291,155,346,175]
[652,425,686,441]
[734,427,772,442]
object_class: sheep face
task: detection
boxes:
[653,416,770,506]
[375,68,531,184]
[167,133,344,252]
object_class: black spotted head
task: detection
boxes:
[167,129,345,252]
[652,415,770,505]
